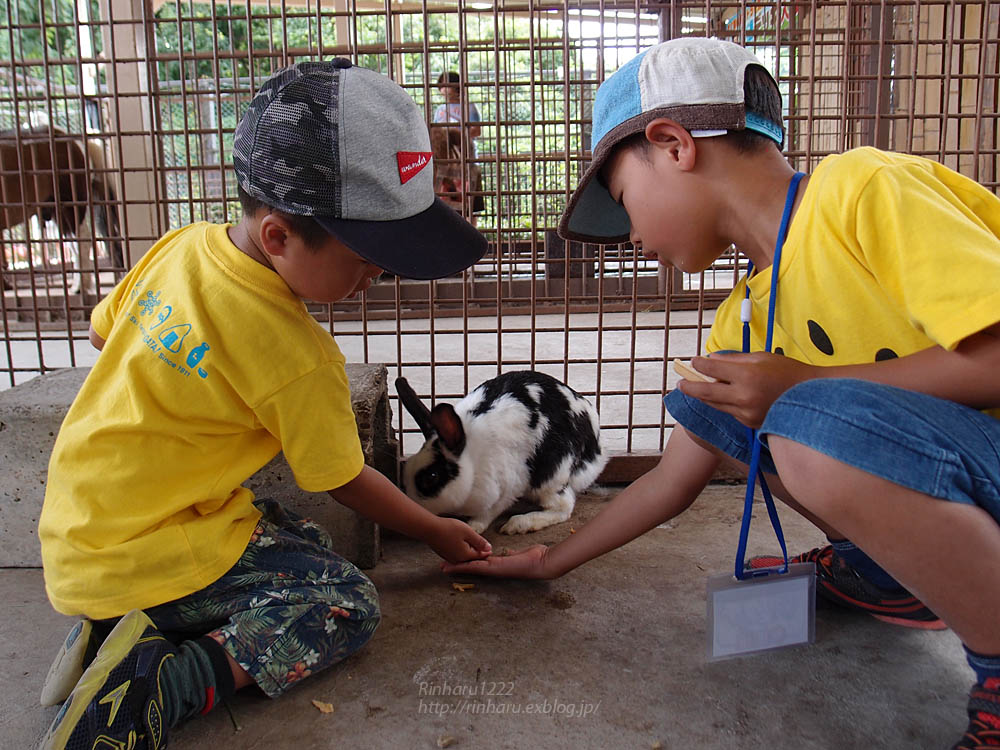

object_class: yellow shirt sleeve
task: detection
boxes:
[852,158,1000,350]
[254,360,366,492]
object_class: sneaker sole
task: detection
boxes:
[817,581,948,630]
[38,610,167,750]
[40,620,96,707]
[870,612,948,630]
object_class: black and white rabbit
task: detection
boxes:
[395,371,608,534]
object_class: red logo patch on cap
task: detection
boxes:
[397,151,432,184]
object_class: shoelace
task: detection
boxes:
[797,546,834,574]
[960,713,1000,749]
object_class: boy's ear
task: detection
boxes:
[644,118,697,171]
[258,213,292,258]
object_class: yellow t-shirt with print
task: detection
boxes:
[39,222,365,619]
[707,148,1000,418]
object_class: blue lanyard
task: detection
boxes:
[735,171,805,581]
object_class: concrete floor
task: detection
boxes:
[4,485,971,750]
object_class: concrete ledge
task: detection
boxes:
[0,365,395,569]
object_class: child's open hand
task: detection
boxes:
[440,544,553,579]
[427,517,493,564]
[677,352,814,428]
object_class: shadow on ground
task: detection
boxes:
[4,484,968,749]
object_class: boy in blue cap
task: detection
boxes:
[38,59,492,750]
[444,38,1000,748]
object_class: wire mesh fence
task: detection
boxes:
[2,0,998,464]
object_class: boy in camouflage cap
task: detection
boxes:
[38,59,491,750]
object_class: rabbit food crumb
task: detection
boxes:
[311,699,335,714]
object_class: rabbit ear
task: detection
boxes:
[395,377,435,439]
[430,403,466,456]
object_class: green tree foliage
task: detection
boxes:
[1,0,103,85]
[149,3,590,232]
[0,0,104,130]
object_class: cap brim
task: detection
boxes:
[315,197,488,280]
[557,157,632,244]
[557,118,648,245]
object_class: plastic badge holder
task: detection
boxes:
[703,171,815,663]
[706,562,816,661]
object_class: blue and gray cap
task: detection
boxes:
[558,38,784,244]
[234,59,487,280]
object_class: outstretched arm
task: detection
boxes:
[331,464,492,564]
[441,425,720,579]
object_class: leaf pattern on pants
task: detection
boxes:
[145,499,380,697]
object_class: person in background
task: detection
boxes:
[432,70,485,227]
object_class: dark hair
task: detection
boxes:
[237,185,330,250]
[726,64,784,153]
[437,71,461,88]
[614,64,783,163]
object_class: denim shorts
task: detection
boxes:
[665,378,1000,525]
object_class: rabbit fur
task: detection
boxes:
[396,371,607,534]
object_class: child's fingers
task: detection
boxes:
[672,358,716,383]
[675,380,750,421]
[441,558,492,574]
[675,381,764,428]
[467,530,492,555]
[691,354,747,381]
[468,543,492,559]
[675,377,736,406]
[472,534,493,555]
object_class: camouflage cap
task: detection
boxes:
[233,59,487,280]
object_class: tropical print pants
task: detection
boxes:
[144,499,381,698]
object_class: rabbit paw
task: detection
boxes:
[499,514,543,535]
[500,507,572,534]
[466,518,491,534]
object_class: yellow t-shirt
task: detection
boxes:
[707,148,1000,411]
[40,222,365,619]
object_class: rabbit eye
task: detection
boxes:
[416,466,446,497]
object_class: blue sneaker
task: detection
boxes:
[39,610,174,750]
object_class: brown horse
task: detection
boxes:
[0,126,123,293]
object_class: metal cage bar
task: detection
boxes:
[2,0,999,467]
